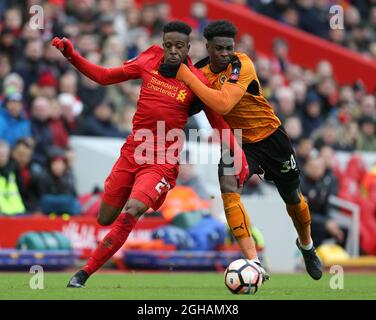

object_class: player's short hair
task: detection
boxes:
[203,20,238,41]
[163,21,192,36]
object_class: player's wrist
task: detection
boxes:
[176,63,195,85]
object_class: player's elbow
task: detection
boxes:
[219,105,233,115]
[209,104,232,115]
[97,79,111,86]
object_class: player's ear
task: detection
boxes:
[187,43,191,52]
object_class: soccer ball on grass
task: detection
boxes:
[224,259,263,294]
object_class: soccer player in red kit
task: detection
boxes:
[51,21,249,288]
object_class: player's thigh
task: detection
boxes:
[123,198,149,219]
[257,126,300,196]
[98,201,123,226]
[100,155,135,225]
[131,165,179,211]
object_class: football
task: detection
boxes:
[224,259,263,294]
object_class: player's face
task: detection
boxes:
[162,32,190,65]
[207,37,235,72]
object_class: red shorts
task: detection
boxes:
[102,145,179,211]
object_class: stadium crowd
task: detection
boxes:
[228,0,376,60]
[0,0,375,253]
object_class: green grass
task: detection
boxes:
[0,271,375,300]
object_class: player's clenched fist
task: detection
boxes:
[51,37,74,58]
[236,152,250,188]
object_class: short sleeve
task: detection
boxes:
[226,54,257,92]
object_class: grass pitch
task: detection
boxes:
[0,271,375,300]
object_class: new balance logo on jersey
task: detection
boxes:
[151,69,158,75]
[281,155,297,173]
[176,89,187,103]
[155,177,171,194]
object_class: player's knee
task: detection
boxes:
[97,202,122,226]
[97,214,115,226]
[219,176,241,194]
[124,200,148,219]
[279,188,301,205]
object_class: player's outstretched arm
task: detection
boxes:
[203,106,249,187]
[51,37,128,85]
[177,64,244,115]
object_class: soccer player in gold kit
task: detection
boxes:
[177,20,322,280]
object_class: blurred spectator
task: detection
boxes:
[301,91,324,138]
[40,148,81,216]
[78,53,106,115]
[0,54,11,90]
[290,79,307,113]
[295,137,313,168]
[0,91,31,146]
[0,140,26,215]
[316,61,333,81]
[275,87,296,122]
[30,96,53,166]
[359,95,376,121]
[49,99,70,149]
[114,105,136,134]
[357,117,376,151]
[362,163,376,203]
[314,122,341,150]
[2,72,24,96]
[244,0,376,58]
[271,38,290,74]
[235,34,256,60]
[31,70,59,99]
[189,35,208,64]
[255,56,272,90]
[300,156,345,248]
[11,138,43,212]
[337,121,359,151]
[280,5,300,28]
[14,39,44,97]
[98,13,116,40]
[185,1,209,34]
[58,93,79,134]
[259,0,289,20]
[295,0,328,38]
[319,145,340,189]
[284,116,302,146]
[140,3,164,36]
[81,101,129,138]
[315,76,337,117]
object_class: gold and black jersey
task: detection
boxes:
[196,52,281,143]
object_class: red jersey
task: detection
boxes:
[121,46,208,155]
